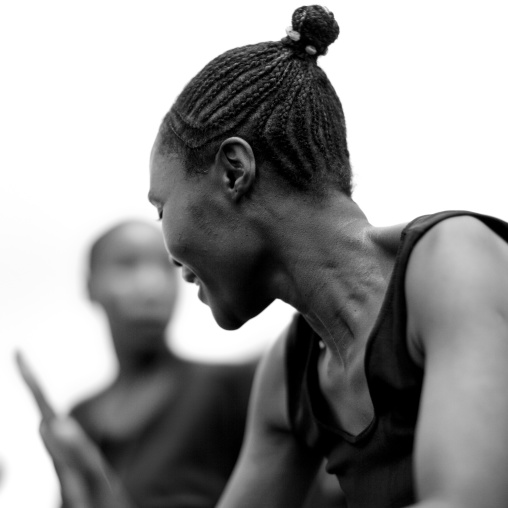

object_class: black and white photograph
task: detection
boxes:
[1,2,508,507]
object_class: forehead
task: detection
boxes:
[148,142,184,203]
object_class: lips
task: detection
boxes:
[180,266,207,304]
[181,266,198,284]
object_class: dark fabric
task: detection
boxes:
[69,357,257,508]
[286,210,508,508]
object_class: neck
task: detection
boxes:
[108,322,173,379]
[264,192,398,366]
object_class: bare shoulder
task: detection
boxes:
[406,215,508,364]
[406,215,508,506]
[407,215,508,287]
[412,215,507,255]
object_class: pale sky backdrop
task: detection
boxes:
[1,1,507,506]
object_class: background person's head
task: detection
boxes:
[149,6,349,330]
[87,220,178,358]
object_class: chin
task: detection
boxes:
[209,305,249,331]
[203,286,271,330]
[209,298,269,331]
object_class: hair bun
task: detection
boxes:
[286,5,339,57]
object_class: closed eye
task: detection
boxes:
[171,258,182,268]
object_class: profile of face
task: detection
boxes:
[88,221,178,339]
[149,139,274,331]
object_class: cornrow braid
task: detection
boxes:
[159,5,352,196]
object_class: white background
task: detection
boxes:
[1,1,507,506]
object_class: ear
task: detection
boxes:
[215,137,256,201]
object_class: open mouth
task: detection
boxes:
[180,266,208,304]
[181,266,198,285]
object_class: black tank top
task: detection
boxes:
[285,211,508,508]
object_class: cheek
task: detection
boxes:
[161,219,185,262]
[160,219,173,255]
[94,284,129,317]
[162,203,200,263]
[160,207,182,258]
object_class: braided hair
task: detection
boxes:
[159,5,352,196]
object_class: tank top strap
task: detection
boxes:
[285,313,325,450]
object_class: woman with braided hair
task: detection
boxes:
[42,5,508,508]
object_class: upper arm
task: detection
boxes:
[217,327,322,508]
[406,216,508,507]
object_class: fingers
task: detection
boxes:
[39,419,97,508]
[15,350,57,422]
[40,417,135,508]
[59,468,94,508]
[40,417,103,472]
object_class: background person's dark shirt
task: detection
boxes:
[68,356,257,508]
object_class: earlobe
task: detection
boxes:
[217,137,256,201]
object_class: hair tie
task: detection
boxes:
[284,6,339,58]
[285,26,301,41]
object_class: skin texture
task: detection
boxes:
[149,138,278,330]
[148,135,508,508]
[406,217,508,507]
